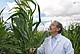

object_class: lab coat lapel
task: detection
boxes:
[52,39,58,51]
[48,36,59,53]
[48,36,52,53]
[51,34,62,53]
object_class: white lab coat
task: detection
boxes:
[37,34,74,54]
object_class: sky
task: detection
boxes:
[36,0,80,16]
[0,0,14,10]
[0,0,80,31]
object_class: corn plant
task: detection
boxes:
[6,0,49,54]
[0,8,18,54]
[62,23,80,54]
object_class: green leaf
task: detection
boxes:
[0,44,22,53]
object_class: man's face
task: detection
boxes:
[49,21,59,33]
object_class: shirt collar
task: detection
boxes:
[51,33,61,41]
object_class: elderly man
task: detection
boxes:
[30,20,74,54]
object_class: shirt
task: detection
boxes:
[51,35,57,47]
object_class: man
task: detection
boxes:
[30,20,74,54]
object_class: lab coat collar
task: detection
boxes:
[51,33,61,41]
[49,33,62,54]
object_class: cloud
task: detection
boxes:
[3,2,17,14]
[36,0,80,16]
[2,2,18,21]
[34,0,80,31]
[4,0,80,17]
[34,16,80,31]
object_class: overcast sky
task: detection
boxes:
[36,0,80,16]
[35,0,80,30]
[0,0,80,31]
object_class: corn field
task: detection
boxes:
[62,23,80,54]
[0,0,80,54]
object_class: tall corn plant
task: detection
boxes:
[6,0,49,54]
[0,8,17,54]
[0,8,11,54]
[62,23,80,54]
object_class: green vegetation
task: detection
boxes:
[0,0,80,54]
[62,23,80,54]
[0,0,49,54]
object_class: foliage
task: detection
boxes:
[0,8,18,54]
[5,0,49,54]
[62,23,80,54]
